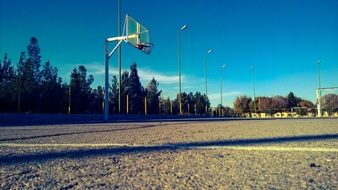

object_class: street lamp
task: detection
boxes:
[220,64,227,116]
[317,60,322,117]
[205,49,213,114]
[178,24,188,115]
[251,66,256,114]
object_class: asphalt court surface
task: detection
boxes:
[1,118,337,189]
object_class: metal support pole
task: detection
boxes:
[251,66,256,114]
[220,68,223,116]
[126,95,129,114]
[178,30,182,115]
[205,55,208,114]
[205,49,213,115]
[102,89,104,113]
[68,85,71,114]
[317,60,322,117]
[188,103,190,115]
[170,100,173,115]
[144,97,147,115]
[104,41,109,121]
[17,59,21,113]
[118,0,122,114]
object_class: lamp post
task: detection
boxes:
[104,0,122,120]
[220,64,227,116]
[178,24,188,115]
[251,66,256,114]
[317,60,322,117]
[118,0,122,114]
[205,49,213,114]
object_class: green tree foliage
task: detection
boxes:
[146,77,162,114]
[26,37,41,80]
[69,65,94,113]
[159,97,172,115]
[194,92,209,115]
[128,63,145,114]
[287,92,299,108]
[40,61,66,113]
[90,86,104,113]
[14,38,43,112]
[120,71,130,113]
[109,76,119,113]
[0,54,17,112]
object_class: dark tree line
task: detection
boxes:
[108,63,211,115]
[1,37,211,115]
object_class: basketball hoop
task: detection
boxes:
[104,14,153,121]
[135,43,153,55]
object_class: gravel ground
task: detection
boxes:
[0,118,337,189]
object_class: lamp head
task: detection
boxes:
[181,25,188,30]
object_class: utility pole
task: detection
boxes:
[220,65,227,116]
[178,25,187,115]
[317,60,322,117]
[251,66,256,114]
[118,0,122,114]
[205,49,213,114]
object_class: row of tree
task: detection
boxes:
[233,92,338,115]
[1,37,336,116]
[0,37,212,115]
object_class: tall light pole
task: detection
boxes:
[205,49,213,114]
[316,60,322,117]
[251,66,256,114]
[178,24,188,115]
[117,0,122,114]
[220,64,227,116]
[104,40,109,120]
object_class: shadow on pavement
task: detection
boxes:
[0,123,179,142]
[1,134,337,165]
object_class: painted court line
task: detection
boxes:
[198,146,338,152]
[1,143,338,152]
[0,143,130,147]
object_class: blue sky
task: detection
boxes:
[1,0,337,107]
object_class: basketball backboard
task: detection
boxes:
[104,14,152,120]
[125,15,153,54]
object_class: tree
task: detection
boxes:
[159,97,172,115]
[15,38,43,112]
[233,96,251,114]
[271,96,288,112]
[257,97,273,114]
[26,37,41,81]
[296,99,315,115]
[109,76,119,113]
[194,92,209,115]
[120,71,130,113]
[17,50,36,112]
[321,94,338,115]
[187,92,196,115]
[69,65,94,113]
[40,61,65,113]
[0,54,17,112]
[146,77,162,114]
[287,92,298,109]
[128,63,145,114]
[297,100,314,108]
[90,86,104,113]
